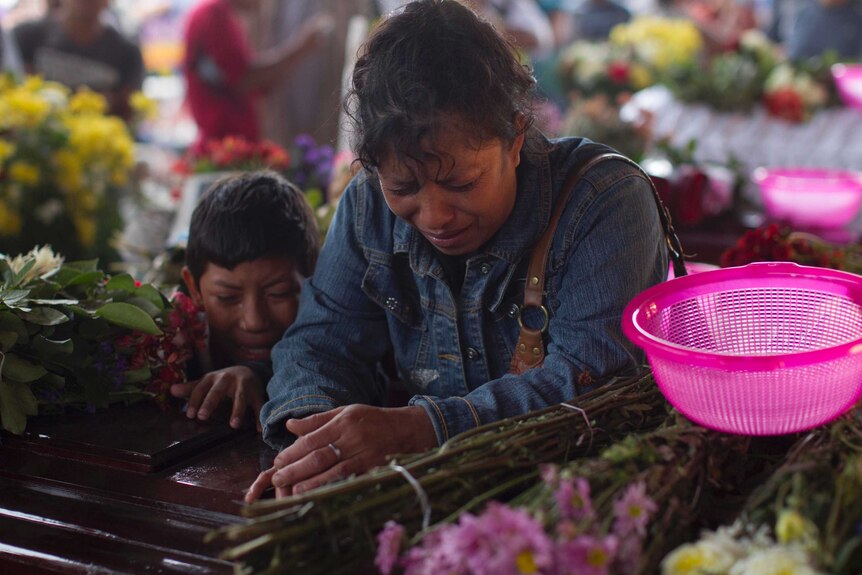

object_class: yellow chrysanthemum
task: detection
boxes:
[74,214,96,247]
[662,541,734,575]
[0,200,22,236]
[68,88,108,116]
[8,161,41,186]
[610,16,703,73]
[1,88,52,128]
[0,139,16,164]
[129,90,158,120]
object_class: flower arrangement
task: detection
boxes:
[173,134,337,236]
[0,246,199,435]
[557,40,653,101]
[0,77,136,262]
[718,223,862,271]
[374,475,658,575]
[173,136,291,175]
[608,16,704,79]
[762,63,830,123]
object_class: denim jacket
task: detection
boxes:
[261,135,667,450]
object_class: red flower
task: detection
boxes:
[764,88,805,122]
[607,61,630,85]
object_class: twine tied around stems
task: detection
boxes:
[561,402,594,452]
[390,462,432,531]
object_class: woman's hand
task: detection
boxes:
[170,365,265,431]
[244,405,437,503]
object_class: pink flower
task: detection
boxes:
[554,477,596,524]
[402,527,464,575]
[539,464,559,486]
[375,521,405,575]
[457,503,555,575]
[611,481,657,538]
[555,534,618,575]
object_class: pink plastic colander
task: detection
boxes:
[622,262,862,435]
[753,167,862,230]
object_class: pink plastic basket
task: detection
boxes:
[753,167,862,229]
[832,63,862,111]
[622,262,862,435]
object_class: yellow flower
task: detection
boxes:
[515,550,538,574]
[629,63,653,90]
[0,200,22,236]
[662,540,736,575]
[2,88,52,128]
[129,90,158,120]
[74,215,96,247]
[0,139,16,164]
[68,88,108,116]
[8,161,41,186]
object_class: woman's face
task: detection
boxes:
[377,120,525,257]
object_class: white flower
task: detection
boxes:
[34,199,65,225]
[729,546,823,575]
[4,245,64,284]
[662,538,742,575]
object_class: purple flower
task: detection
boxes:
[294,134,316,151]
[556,534,618,575]
[611,481,657,538]
[539,464,559,486]
[402,527,464,575]
[611,531,644,573]
[375,520,405,575]
[453,502,555,575]
[554,477,596,524]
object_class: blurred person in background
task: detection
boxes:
[255,0,376,148]
[13,0,144,119]
[182,0,334,152]
[785,0,862,61]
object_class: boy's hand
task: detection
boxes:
[170,366,265,432]
[243,405,437,503]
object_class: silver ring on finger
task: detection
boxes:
[327,442,342,463]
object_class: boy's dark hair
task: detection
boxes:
[347,0,537,170]
[185,170,319,285]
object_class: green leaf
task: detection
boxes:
[0,330,17,352]
[123,366,152,383]
[0,311,29,344]
[37,372,65,387]
[107,273,136,293]
[123,296,161,318]
[28,298,79,306]
[63,259,99,273]
[8,258,35,287]
[31,335,73,358]
[66,270,105,287]
[0,289,31,307]
[135,284,166,311]
[0,379,38,435]
[18,307,70,326]
[1,353,48,383]
[94,302,162,335]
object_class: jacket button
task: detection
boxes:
[465,347,481,360]
[479,263,491,274]
[508,303,520,319]
[386,297,399,311]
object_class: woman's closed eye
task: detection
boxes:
[445,180,476,193]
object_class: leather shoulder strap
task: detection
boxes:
[509,151,686,375]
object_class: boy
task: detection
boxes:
[169,170,319,431]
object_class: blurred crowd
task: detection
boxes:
[0,0,858,151]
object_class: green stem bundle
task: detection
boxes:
[207,369,671,574]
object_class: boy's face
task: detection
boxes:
[182,256,302,365]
